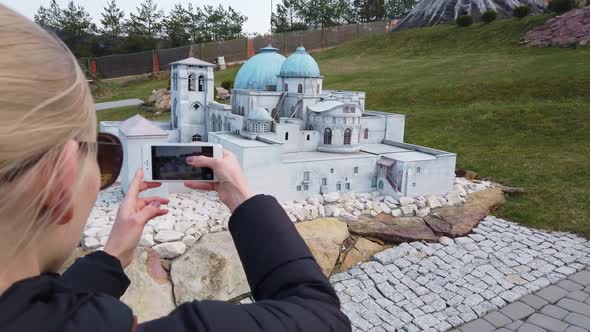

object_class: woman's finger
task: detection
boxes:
[184,181,215,191]
[138,181,162,193]
[186,155,218,169]
[125,169,144,199]
[141,197,170,205]
[135,201,166,225]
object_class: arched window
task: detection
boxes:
[241,106,244,116]
[344,128,352,145]
[284,83,288,92]
[378,181,384,190]
[285,132,289,140]
[192,134,202,142]
[324,128,332,145]
[198,75,204,92]
[364,128,369,139]
[188,74,196,91]
[298,84,303,93]
[317,84,320,93]
[306,134,310,141]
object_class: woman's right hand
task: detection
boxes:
[184,149,254,213]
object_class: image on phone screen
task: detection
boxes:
[151,146,214,181]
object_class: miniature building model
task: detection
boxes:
[101,46,457,201]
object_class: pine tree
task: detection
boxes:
[34,0,63,31]
[162,4,192,47]
[100,0,125,39]
[126,0,164,40]
[60,0,96,36]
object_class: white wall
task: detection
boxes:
[119,134,169,198]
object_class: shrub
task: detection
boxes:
[221,80,234,91]
[513,6,531,18]
[546,0,585,13]
[456,15,474,27]
[481,10,498,23]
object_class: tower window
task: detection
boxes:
[192,134,202,142]
[324,128,332,145]
[296,185,302,191]
[346,183,350,190]
[344,128,352,145]
[322,178,327,185]
[298,84,303,93]
[371,176,377,188]
[306,134,310,141]
[198,75,204,92]
[364,128,369,139]
[188,74,196,91]
[285,132,289,140]
[317,84,320,93]
[303,184,309,191]
[284,83,288,92]
[336,183,342,191]
[354,167,359,174]
[330,168,334,173]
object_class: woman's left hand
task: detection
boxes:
[105,169,169,268]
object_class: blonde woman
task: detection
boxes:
[0,6,350,332]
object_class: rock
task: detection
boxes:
[153,242,187,259]
[398,197,414,206]
[174,222,193,233]
[445,192,462,206]
[401,203,417,216]
[424,188,506,238]
[120,249,176,323]
[349,215,438,244]
[426,196,442,209]
[82,237,100,250]
[439,236,455,246]
[293,205,306,221]
[340,238,385,271]
[295,218,350,276]
[416,207,431,218]
[171,231,249,303]
[391,209,402,217]
[139,233,155,247]
[323,192,340,203]
[182,235,197,247]
[524,7,590,48]
[340,211,358,222]
[384,196,398,205]
[155,230,184,243]
[307,194,324,206]
[304,205,319,220]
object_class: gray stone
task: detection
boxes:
[460,318,495,332]
[557,280,584,292]
[526,313,568,332]
[517,322,547,332]
[537,286,570,303]
[521,294,549,310]
[413,314,439,329]
[556,298,590,316]
[567,290,589,303]
[483,311,512,327]
[505,320,525,330]
[569,271,590,287]
[500,302,535,321]
[564,326,587,332]
[563,312,590,330]
[540,305,569,320]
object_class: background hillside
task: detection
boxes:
[97,15,590,237]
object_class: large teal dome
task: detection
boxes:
[234,46,286,91]
[279,46,321,78]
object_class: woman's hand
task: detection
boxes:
[184,149,254,213]
[105,169,169,268]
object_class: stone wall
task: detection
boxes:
[523,7,590,47]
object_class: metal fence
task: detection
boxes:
[86,21,388,79]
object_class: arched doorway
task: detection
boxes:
[344,128,352,145]
[324,128,332,145]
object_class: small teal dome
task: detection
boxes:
[279,46,321,78]
[234,46,286,91]
[247,107,273,122]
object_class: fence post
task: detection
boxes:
[89,59,97,76]
[247,38,255,58]
[153,49,160,73]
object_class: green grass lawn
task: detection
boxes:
[95,15,590,237]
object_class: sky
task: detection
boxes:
[1,0,276,35]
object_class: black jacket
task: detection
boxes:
[0,195,351,332]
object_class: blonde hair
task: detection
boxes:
[0,5,97,262]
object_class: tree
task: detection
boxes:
[100,0,125,40]
[385,0,416,19]
[272,0,308,32]
[353,0,386,22]
[126,0,164,40]
[162,4,192,47]
[34,0,63,31]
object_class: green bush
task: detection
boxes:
[513,6,531,18]
[456,15,474,27]
[481,10,498,23]
[221,80,234,91]
[546,0,585,13]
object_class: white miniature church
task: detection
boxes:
[101,45,457,201]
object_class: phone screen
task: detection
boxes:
[151,146,214,181]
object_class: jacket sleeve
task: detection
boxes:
[61,250,130,299]
[138,194,351,332]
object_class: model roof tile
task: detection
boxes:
[118,114,168,137]
[170,57,216,67]
[234,46,286,91]
[279,46,321,78]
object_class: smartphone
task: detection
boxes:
[143,143,222,182]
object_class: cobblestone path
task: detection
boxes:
[455,267,590,332]
[330,216,590,331]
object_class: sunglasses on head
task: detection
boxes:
[93,132,124,190]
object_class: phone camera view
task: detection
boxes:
[152,146,214,181]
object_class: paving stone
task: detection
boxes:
[557,280,584,292]
[564,326,586,332]
[506,320,525,331]
[500,302,536,321]
[566,290,589,303]
[483,311,512,327]
[521,294,550,310]
[563,312,590,330]
[568,271,590,286]
[517,322,547,332]
[556,298,590,316]
[537,286,570,303]
[540,305,569,320]
[459,318,495,332]
[526,313,569,332]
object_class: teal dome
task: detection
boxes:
[247,107,273,122]
[234,46,286,91]
[279,46,321,78]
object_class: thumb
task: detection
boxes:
[135,201,162,225]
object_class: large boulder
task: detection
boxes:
[120,249,176,323]
[349,215,438,244]
[295,218,350,276]
[423,187,505,237]
[524,7,590,48]
[171,231,249,304]
[340,238,385,271]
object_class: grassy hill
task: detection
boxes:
[96,16,590,237]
